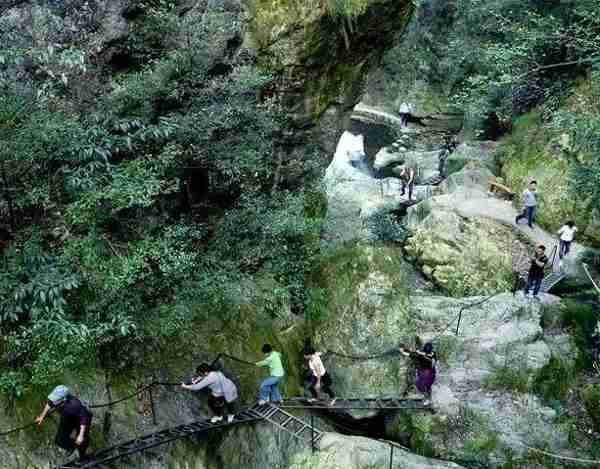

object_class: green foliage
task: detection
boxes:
[0,233,135,391]
[583,385,600,432]
[366,210,408,244]
[560,299,598,370]
[0,0,327,403]
[483,366,530,394]
[532,356,573,403]
[210,192,323,313]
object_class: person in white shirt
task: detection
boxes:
[303,348,336,406]
[182,363,239,423]
[398,102,411,127]
[557,220,577,261]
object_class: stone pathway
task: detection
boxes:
[435,189,587,278]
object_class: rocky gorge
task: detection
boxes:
[1,1,600,469]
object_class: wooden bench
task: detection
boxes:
[489,179,515,201]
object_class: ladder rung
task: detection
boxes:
[280,416,294,427]
[293,424,308,436]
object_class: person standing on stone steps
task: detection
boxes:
[399,165,416,201]
[524,244,548,298]
[515,180,538,229]
[181,363,239,423]
[256,344,285,405]
[399,343,437,405]
[303,347,336,406]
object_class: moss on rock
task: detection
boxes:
[500,110,598,246]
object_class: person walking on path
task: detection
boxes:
[524,244,548,298]
[398,102,411,127]
[399,343,437,405]
[557,221,577,265]
[181,363,239,423]
[399,165,416,201]
[36,385,93,460]
[303,347,336,406]
[256,344,285,405]
[515,181,538,229]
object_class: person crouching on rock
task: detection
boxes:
[36,385,93,460]
[399,343,437,405]
[182,363,239,423]
[304,347,336,406]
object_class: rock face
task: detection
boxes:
[400,293,570,463]
[404,182,529,297]
[323,131,431,242]
[249,0,415,152]
[313,244,413,401]
[1,0,413,154]
[291,433,466,469]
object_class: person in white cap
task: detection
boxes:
[36,385,93,459]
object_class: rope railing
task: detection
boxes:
[0,352,261,438]
[323,349,400,361]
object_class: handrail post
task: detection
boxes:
[455,307,463,336]
[311,413,315,454]
[149,383,157,426]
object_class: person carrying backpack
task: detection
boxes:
[36,385,93,460]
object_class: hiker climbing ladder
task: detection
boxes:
[57,404,324,469]
[57,406,264,469]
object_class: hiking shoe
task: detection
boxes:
[227,414,235,423]
[210,416,223,423]
[258,400,267,406]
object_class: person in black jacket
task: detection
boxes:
[36,385,93,459]
[524,244,548,298]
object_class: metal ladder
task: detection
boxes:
[57,406,265,469]
[252,403,324,447]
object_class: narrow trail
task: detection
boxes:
[439,191,587,275]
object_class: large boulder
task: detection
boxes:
[290,433,466,469]
[405,198,527,297]
[397,293,570,463]
[445,141,498,176]
[312,244,413,402]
